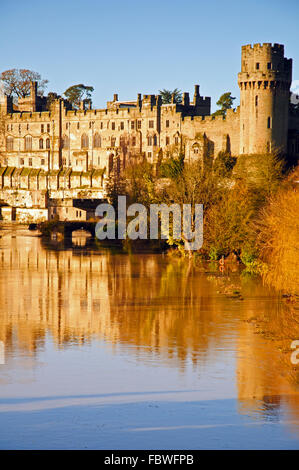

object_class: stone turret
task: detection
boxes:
[238,43,292,154]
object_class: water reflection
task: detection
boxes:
[71,229,92,247]
[0,226,299,429]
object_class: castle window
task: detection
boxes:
[100,122,103,129]
[166,136,170,145]
[25,136,32,151]
[20,158,24,165]
[120,136,125,147]
[153,135,157,146]
[28,158,32,166]
[27,124,29,131]
[111,122,115,130]
[255,96,258,106]
[66,123,69,130]
[41,159,45,166]
[174,136,179,145]
[147,136,152,146]
[39,138,44,149]
[81,133,89,148]
[62,135,69,149]
[6,136,14,151]
[267,62,272,70]
[47,124,50,133]
[93,133,101,148]
[41,124,44,133]
[19,124,21,132]
[256,62,260,70]
[149,120,154,128]
[131,121,135,130]
[132,137,136,146]
[148,152,152,159]
[166,120,169,128]
[267,116,272,129]
[77,122,80,130]
[111,137,116,147]
[137,120,141,129]
[46,138,50,149]
[120,121,124,130]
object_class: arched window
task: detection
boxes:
[62,135,69,149]
[46,138,50,149]
[25,136,32,151]
[93,133,101,148]
[39,138,44,149]
[153,135,157,146]
[6,136,14,151]
[81,133,89,149]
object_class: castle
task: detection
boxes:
[0,42,299,221]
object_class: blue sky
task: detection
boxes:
[1,0,298,111]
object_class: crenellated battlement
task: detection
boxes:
[240,42,292,81]
[182,106,239,125]
[6,111,52,121]
[241,43,284,56]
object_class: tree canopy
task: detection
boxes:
[64,84,94,108]
[212,92,236,116]
[0,69,48,98]
[159,88,182,104]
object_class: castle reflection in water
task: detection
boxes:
[0,230,299,426]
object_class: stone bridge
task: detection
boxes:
[62,221,97,238]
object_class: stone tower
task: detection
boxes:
[238,43,292,154]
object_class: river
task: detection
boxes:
[0,223,299,449]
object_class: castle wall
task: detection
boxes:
[1,43,298,192]
[182,108,240,163]
[0,167,105,212]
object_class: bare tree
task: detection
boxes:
[0,69,48,99]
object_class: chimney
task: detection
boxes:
[182,92,190,106]
[30,81,38,99]
[193,84,200,106]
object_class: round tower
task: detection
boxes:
[238,43,292,154]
